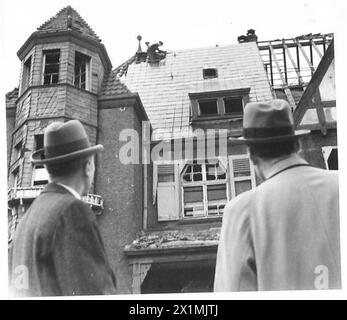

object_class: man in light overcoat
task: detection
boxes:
[214,99,340,291]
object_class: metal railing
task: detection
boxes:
[7,186,104,210]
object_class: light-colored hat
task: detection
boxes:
[30,120,103,165]
[230,99,310,144]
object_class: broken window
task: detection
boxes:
[13,140,23,163]
[43,49,60,85]
[12,167,20,188]
[32,134,49,186]
[224,97,244,114]
[198,99,218,116]
[74,51,91,90]
[34,134,44,151]
[22,56,32,92]
[182,160,228,218]
[203,68,218,79]
[322,146,338,170]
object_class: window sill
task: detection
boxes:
[178,215,223,225]
[191,114,243,122]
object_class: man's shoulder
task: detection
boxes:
[223,189,255,220]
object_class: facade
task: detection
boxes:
[6,6,337,294]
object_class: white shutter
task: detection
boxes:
[157,183,178,221]
[228,155,256,198]
[156,162,180,221]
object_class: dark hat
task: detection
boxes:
[30,120,103,165]
[230,99,310,144]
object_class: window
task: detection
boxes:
[43,49,60,85]
[34,134,44,150]
[32,165,49,186]
[228,155,256,197]
[182,160,228,218]
[224,97,244,114]
[13,141,23,163]
[12,167,20,188]
[198,99,218,116]
[203,68,218,79]
[32,134,49,186]
[22,56,32,92]
[322,146,338,170]
[74,51,91,90]
[189,88,250,121]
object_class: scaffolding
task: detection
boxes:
[258,33,333,110]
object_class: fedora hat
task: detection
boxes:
[230,99,310,144]
[31,120,103,165]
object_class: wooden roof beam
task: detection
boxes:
[295,39,315,75]
[282,41,304,86]
[269,43,297,111]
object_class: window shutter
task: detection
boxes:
[157,183,178,221]
[155,163,180,221]
[228,155,256,198]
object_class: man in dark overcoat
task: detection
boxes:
[10,120,116,296]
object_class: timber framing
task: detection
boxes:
[294,39,335,133]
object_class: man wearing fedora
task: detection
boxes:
[214,99,340,291]
[9,120,117,296]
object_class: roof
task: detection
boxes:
[37,6,100,42]
[6,87,19,101]
[103,42,273,141]
[100,71,132,96]
[124,227,220,251]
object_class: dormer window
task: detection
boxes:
[224,97,244,115]
[203,68,218,79]
[189,88,250,122]
[198,99,218,115]
[43,49,60,85]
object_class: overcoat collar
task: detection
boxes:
[264,154,309,180]
[41,182,75,196]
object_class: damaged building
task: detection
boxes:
[6,6,337,294]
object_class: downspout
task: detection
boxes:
[143,163,148,230]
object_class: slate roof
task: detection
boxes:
[124,227,220,251]
[101,71,132,96]
[37,6,101,42]
[6,87,19,101]
[102,42,273,141]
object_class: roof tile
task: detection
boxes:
[37,6,101,42]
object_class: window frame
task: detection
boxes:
[42,49,61,86]
[21,55,32,93]
[181,159,229,219]
[189,88,250,122]
[228,154,256,198]
[73,51,91,91]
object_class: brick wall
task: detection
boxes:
[96,97,144,294]
[299,130,337,168]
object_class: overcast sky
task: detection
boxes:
[0,0,346,97]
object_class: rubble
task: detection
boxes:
[124,228,220,250]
